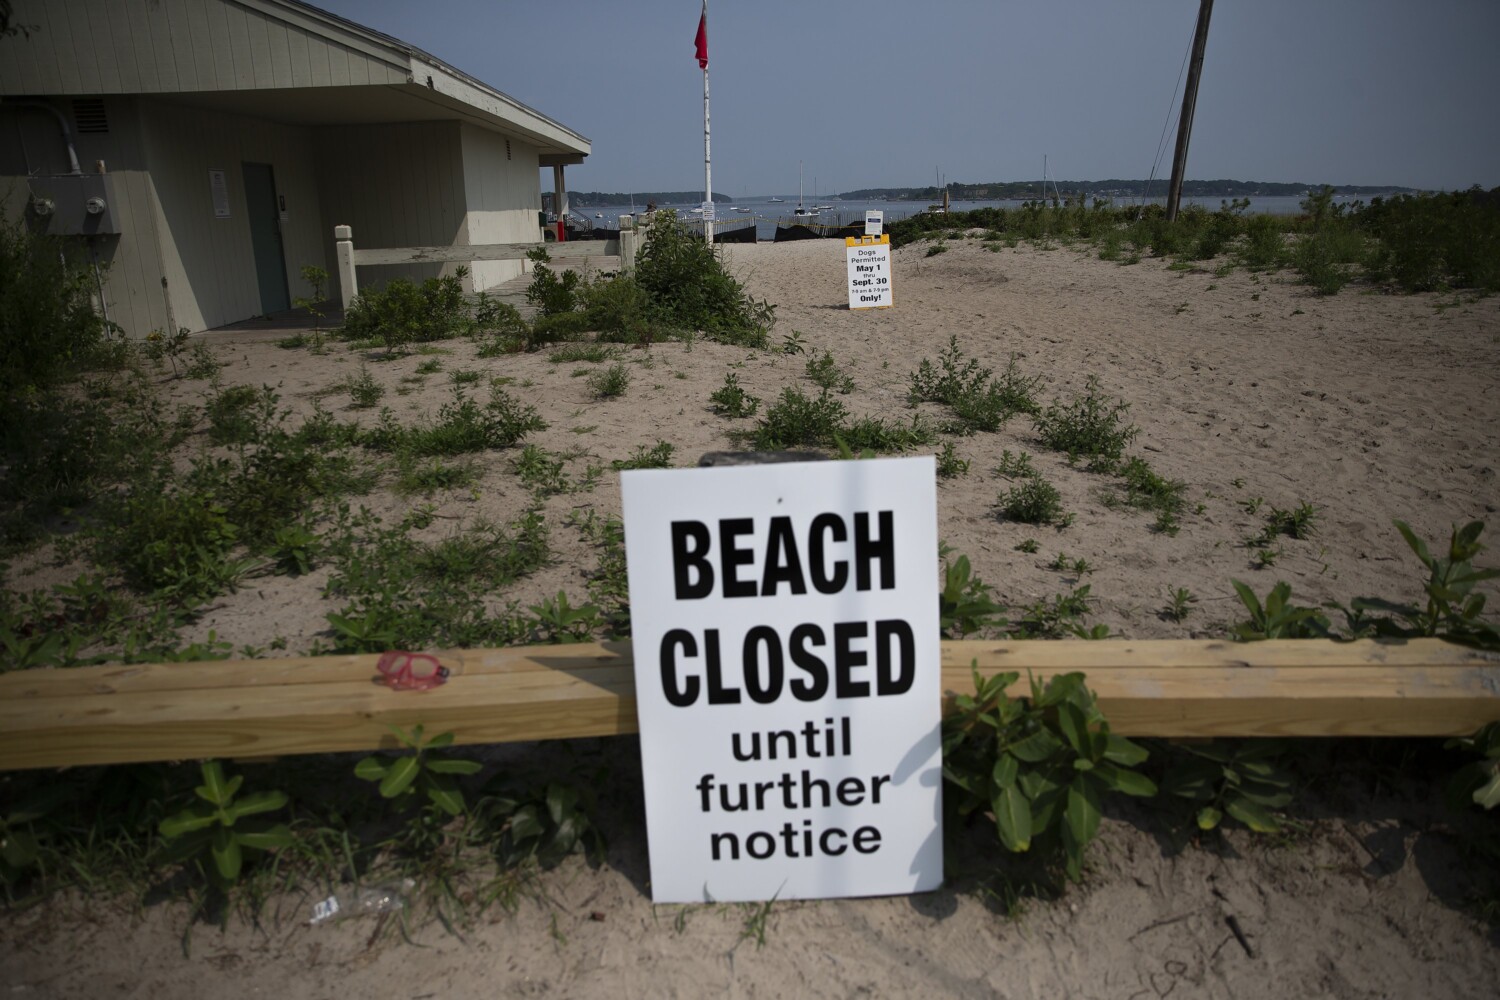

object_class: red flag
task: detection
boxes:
[694,3,708,70]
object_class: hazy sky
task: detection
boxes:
[312,0,1499,196]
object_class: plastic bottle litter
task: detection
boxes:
[308,879,415,925]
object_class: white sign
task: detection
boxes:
[846,235,893,309]
[700,200,716,222]
[864,211,883,236]
[209,169,230,219]
[620,458,942,904]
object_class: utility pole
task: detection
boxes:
[1166,0,1214,222]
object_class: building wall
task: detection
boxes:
[0,0,411,95]
[458,123,543,289]
[0,95,172,339]
[139,97,325,332]
[315,120,470,295]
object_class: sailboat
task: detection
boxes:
[793,162,819,217]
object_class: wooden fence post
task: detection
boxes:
[334,225,357,312]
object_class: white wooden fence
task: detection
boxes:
[333,218,642,312]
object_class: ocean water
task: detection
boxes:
[572,192,1349,242]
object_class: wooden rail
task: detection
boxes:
[351,240,620,266]
[2,639,1498,771]
[333,222,639,311]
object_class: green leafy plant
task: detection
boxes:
[528,591,604,644]
[1161,741,1295,833]
[292,264,329,349]
[940,548,1006,638]
[709,373,760,418]
[355,725,483,819]
[346,366,384,408]
[943,666,1156,881]
[1164,586,1198,622]
[1033,376,1138,468]
[779,331,807,355]
[0,784,67,889]
[1340,520,1499,648]
[995,450,1037,478]
[157,761,292,892]
[612,440,674,470]
[936,441,969,478]
[1265,501,1320,540]
[525,245,582,317]
[805,350,856,394]
[269,523,321,576]
[476,775,605,868]
[1445,722,1500,812]
[341,269,471,354]
[1230,580,1331,640]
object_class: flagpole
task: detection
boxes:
[702,1,714,244]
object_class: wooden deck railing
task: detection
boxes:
[2,638,1497,771]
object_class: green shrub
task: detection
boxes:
[839,415,936,453]
[0,217,111,393]
[341,269,471,353]
[753,387,848,449]
[1033,377,1138,467]
[581,273,656,343]
[1239,215,1287,270]
[205,384,279,446]
[524,246,582,316]
[633,211,774,347]
[909,337,1040,433]
[367,390,545,456]
[587,363,630,399]
[998,475,1065,525]
[472,293,531,354]
[1293,231,1353,295]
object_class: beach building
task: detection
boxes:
[0,0,591,338]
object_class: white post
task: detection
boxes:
[334,225,357,312]
[619,215,639,275]
[703,40,714,245]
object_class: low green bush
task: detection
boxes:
[341,269,471,352]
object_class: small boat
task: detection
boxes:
[594,213,603,219]
[768,196,785,203]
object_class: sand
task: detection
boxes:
[4,237,1499,996]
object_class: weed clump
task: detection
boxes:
[753,387,848,449]
[1033,377,1137,467]
[709,373,760,417]
[587,363,631,400]
[997,475,1066,526]
[909,337,1040,433]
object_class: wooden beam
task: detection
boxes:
[352,241,620,266]
[1,639,1497,771]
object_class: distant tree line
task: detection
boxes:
[840,180,1420,202]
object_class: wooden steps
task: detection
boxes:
[2,638,1497,771]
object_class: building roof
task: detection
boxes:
[0,0,589,162]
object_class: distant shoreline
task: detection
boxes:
[554,180,1423,208]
